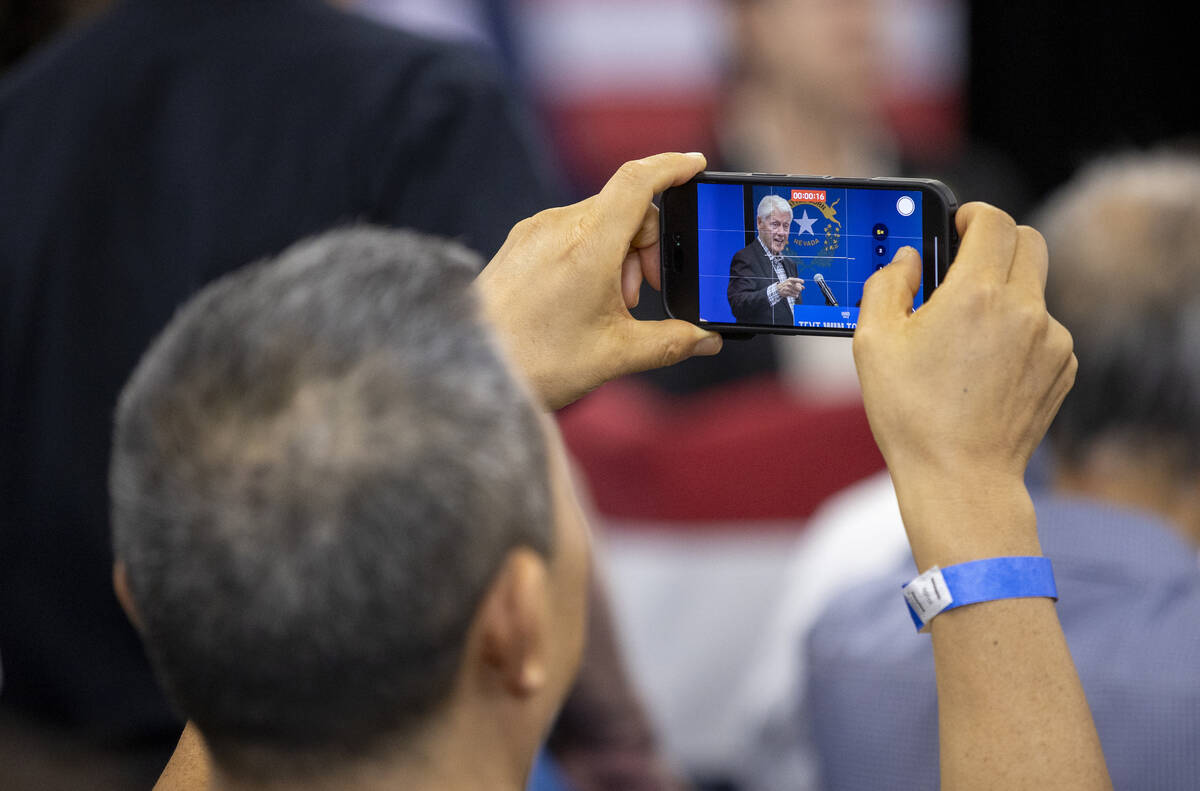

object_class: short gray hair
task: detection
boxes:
[757,194,793,220]
[1035,149,1200,469]
[1038,150,1200,341]
[110,227,552,771]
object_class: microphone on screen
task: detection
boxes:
[814,273,838,307]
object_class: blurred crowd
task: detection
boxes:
[1,1,1197,790]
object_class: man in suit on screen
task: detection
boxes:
[727,194,806,325]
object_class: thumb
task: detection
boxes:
[618,319,723,375]
[859,246,921,328]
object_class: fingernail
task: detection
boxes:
[693,334,722,356]
[892,246,917,262]
[684,151,705,159]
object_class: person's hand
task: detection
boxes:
[778,277,805,298]
[857,206,1110,791]
[853,202,1076,565]
[478,153,723,410]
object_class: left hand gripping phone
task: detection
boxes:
[660,171,958,337]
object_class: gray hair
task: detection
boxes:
[757,194,793,220]
[110,227,552,771]
[1035,149,1200,470]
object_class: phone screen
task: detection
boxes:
[696,181,929,331]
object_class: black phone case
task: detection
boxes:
[661,172,958,338]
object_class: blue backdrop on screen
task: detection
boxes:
[697,182,924,329]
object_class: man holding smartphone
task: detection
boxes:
[133,153,1108,791]
[728,194,807,325]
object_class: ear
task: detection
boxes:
[474,548,551,697]
[113,561,144,632]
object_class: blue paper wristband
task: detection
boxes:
[902,556,1057,632]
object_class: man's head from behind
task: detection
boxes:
[110,228,589,783]
[1037,149,1200,540]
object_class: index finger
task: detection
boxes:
[949,202,1019,286]
[595,152,707,236]
[631,202,662,290]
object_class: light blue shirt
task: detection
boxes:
[528,751,573,791]
[802,494,1200,790]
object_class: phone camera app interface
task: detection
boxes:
[697,182,924,329]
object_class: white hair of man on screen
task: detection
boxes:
[757,194,792,220]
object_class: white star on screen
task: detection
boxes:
[794,209,817,235]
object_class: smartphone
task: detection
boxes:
[660,172,958,336]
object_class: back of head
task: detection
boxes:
[110,227,552,775]
[1036,149,1200,471]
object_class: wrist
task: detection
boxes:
[890,470,1041,570]
[902,555,1057,632]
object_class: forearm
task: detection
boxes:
[892,472,1041,570]
[893,475,1111,791]
[932,597,1107,791]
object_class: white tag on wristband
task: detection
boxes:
[902,565,953,629]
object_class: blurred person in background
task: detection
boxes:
[0,1,677,789]
[634,0,890,394]
[720,0,892,180]
[750,149,1200,791]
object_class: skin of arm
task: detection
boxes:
[852,205,1111,790]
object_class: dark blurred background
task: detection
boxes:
[4,1,1194,212]
[968,0,1193,207]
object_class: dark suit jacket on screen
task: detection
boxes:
[727,240,801,326]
